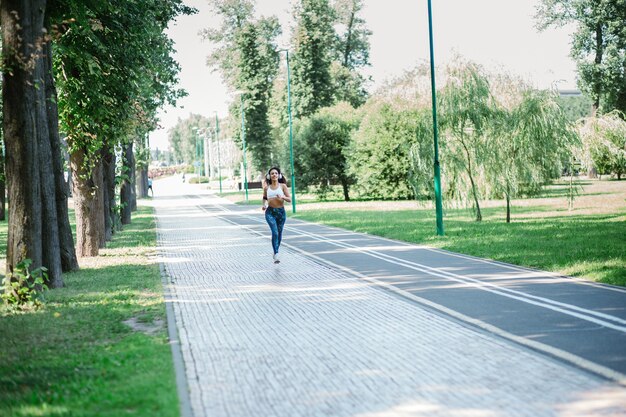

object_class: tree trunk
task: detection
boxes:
[591,22,603,116]
[70,148,105,256]
[2,0,45,275]
[36,40,63,288]
[506,190,511,224]
[588,166,598,179]
[129,143,137,211]
[102,146,116,241]
[461,139,482,221]
[136,136,149,199]
[0,139,5,221]
[44,41,78,272]
[341,178,350,201]
[137,167,148,199]
[120,144,133,225]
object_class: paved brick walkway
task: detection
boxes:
[153,180,626,417]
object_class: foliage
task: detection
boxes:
[1,259,48,312]
[168,114,212,165]
[189,176,211,184]
[330,0,371,107]
[488,88,579,221]
[52,0,192,174]
[557,94,594,121]
[577,111,626,179]
[293,102,360,200]
[236,18,281,172]
[330,62,369,108]
[536,0,626,114]
[291,0,336,118]
[439,60,496,220]
[204,0,280,174]
[350,102,432,200]
[202,0,255,88]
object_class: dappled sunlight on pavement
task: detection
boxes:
[153,187,626,417]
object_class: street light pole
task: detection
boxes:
[280,49,297,213]
[215,112,222,194]
[240,94,249,203]
[195,133,200,177]
[427,0,444,236]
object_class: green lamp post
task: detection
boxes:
[239,94,249,203]
[214,112,222,194]
[427,0,444,236]
[279,49,296,213]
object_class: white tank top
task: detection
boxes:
[267,184,285,199]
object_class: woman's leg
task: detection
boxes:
[275,208,286,253]
[265,209,280,254]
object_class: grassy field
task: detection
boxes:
[0,206,179,417]
[224,179,625,286]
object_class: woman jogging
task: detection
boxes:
[261,167,291,263]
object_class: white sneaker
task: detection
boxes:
[273,253,280,264]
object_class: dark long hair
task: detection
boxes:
[266,167,286,184]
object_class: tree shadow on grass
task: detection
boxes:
[297,207,625,286]
[0,261,177,417]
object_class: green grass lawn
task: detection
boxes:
[290,180,626,287]
[0,206,179,417]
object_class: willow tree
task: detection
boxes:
[577,111,626,180]
[439,61,496,221]
[489,89,578,222]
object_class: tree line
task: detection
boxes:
[0,0,193,291]
[176,0,624,221]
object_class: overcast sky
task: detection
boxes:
[149,0,576,150]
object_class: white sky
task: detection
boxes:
[149,0,577,150]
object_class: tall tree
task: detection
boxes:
[0,135,5,222]
[203,0,280,173]
[536,0,626,115]
[440,60,496,221]
[577,111,626,179]
[2,0,48,280]
[236,19,280,172]
[43,39,78,272]
[350,103,432,200]
[291,0,336,118]
[294,102,359,200]
[36,35,63,286]
[331,0,371,107]
[53,0,191,254]
[489,88,578,222]
[120,143,133,225]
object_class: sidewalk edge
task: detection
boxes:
[161,258,194,417]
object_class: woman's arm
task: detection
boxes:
[281,184,291,203]
[262,186,268,210]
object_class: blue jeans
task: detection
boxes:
[265,207,286,255]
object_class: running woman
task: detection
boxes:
[261,167,291,263]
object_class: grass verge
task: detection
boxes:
[0,206,179,417]
[292,180,626,286]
